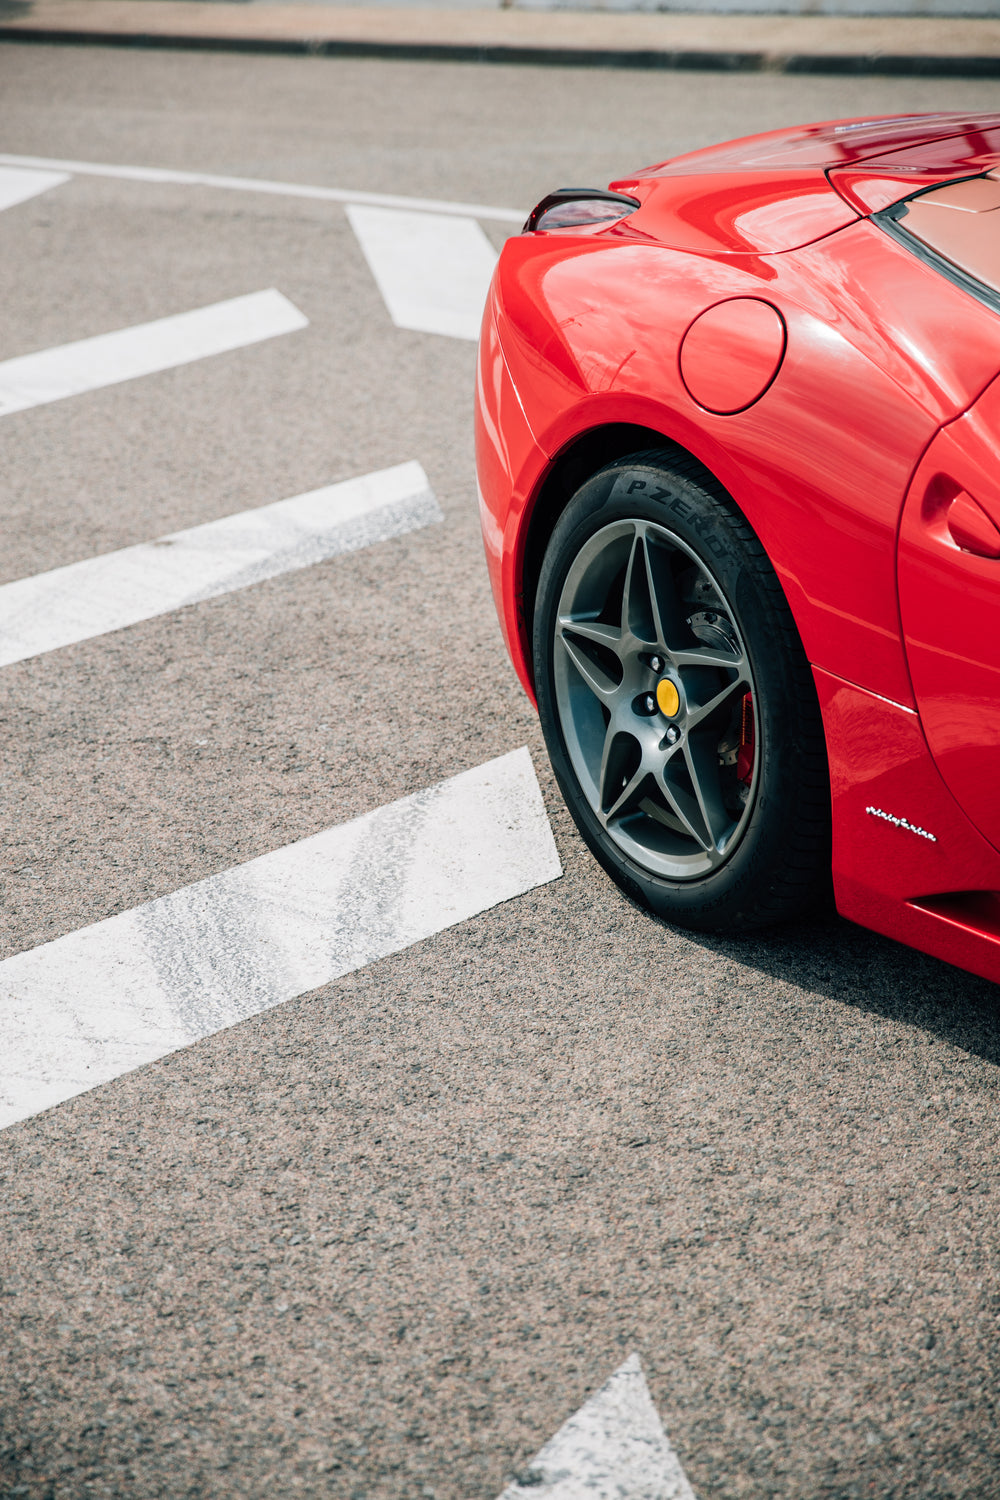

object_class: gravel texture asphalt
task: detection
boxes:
[1,42,999,1500]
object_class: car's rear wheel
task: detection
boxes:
[533,450,831,931]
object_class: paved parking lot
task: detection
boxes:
[1,41,999,1499]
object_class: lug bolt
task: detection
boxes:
[643,694,656,714]
[649,655,664,673]
[666,724,681,745]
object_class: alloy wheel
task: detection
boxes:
[552,517,759,881]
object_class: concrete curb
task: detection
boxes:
[6,30,1000,74]
[2,2,999,76]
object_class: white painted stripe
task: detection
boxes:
[499,1355,697,1500]
[0,749,561,1131]
[0,462,440,669]
[0,289,307,418]
[0,152,525,225]
[348,205,497,342]
[0,165,69,213]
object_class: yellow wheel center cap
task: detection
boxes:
[656,678,680,718]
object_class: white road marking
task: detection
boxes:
[0,152,525,224]
[0,288,307,418]
[347,205,497,342]
[498,1355,697,1500]
[0,462,440,669]
[0,748,562,1132]
[0,165,69,213]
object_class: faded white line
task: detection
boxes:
[0,152,525,224]
[0,165,69,213]
[0,749,562,1132]
[347,205,497,342]
[498,1354,697,1500]
[0,288,307,418]
[0,461,440,669]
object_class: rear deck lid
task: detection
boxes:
[610,115,1000,251]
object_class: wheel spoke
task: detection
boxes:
[599,730,646,822]
[671,641,744,671]
[621,528,687,649]
[558,624,623,705]
[643,533,689,649]
[620,530,657,644]
[558,616,625,654]
[685,672,752,732]
[682,734,733,851]
[659,750,715,851]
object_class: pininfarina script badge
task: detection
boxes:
[866,806,937,842]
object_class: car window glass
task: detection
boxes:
[896,174,1000,295]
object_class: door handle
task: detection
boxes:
[946,490,1000,558]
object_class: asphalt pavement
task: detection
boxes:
[1,40,999,1500]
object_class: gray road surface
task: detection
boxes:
[1,43,999,1500]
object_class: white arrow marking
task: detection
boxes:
[0,165,69,213]
[498,1355,697,1500]
[0,461,440,668]
[347,205,498,342]
[0,288,307,417]
[0,748,562,1132]
[0,152,525,224]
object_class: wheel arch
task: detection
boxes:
[529,438,834,929]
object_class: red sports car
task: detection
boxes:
[475,112,1000,985]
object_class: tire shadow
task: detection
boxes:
[685,908,1000,1068]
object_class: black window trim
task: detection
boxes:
[873,174,1000,319]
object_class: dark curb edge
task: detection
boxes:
[1,26,999,76]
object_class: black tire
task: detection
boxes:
[532,449,831,932]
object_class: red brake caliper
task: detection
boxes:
[736,692,755,786]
